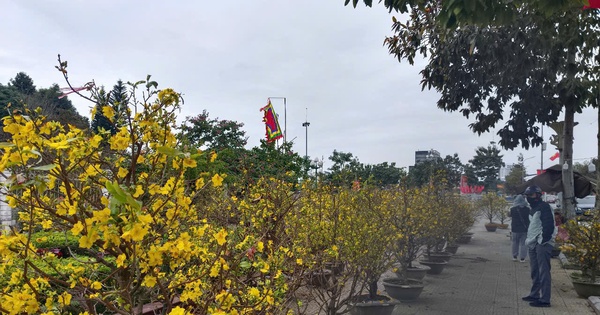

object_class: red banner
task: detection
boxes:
[584,0,600,9]
[260,100,283,143]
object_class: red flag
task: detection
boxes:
[549,152,560,161]
[584,0,600,9]
[260,100,283,143]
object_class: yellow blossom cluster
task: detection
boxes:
[0,83,294,314]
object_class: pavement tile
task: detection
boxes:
[389,218,596,315]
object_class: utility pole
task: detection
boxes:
[540,125,545,172]
[302,108,310,159]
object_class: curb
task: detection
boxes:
[588,296,600,315]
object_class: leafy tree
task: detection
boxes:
[29,84,89,130]
[108,80,130,125]
[408,158,441,188]
[408,153,463,189]
[346,0,591,28]
[1,74,89,138]
[0,84,22,141]
[504,154,527,195]
[380,3,599,217]
[326,150,365,187]
[239,140,309,187]
[9,72,36,95]
[180,110,248,151]
[91,80,130,135]
[90,87,115,135]
[463,163,480,186]
[363,161,405,186]
[469,143,505,192]
[442,153,464,188]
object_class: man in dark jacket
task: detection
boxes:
[509,195,530,262]
[521,185,556,308]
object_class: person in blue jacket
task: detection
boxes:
[521,185,557,308]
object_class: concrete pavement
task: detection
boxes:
[385,219,596,314]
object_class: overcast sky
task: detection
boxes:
[1,0,597,174]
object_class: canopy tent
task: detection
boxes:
[516,164,594,198]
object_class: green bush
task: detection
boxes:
[30,231,79,249]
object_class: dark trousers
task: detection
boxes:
[528,243,553,303]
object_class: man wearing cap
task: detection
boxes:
[521,185,557,308]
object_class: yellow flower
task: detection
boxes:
[168,306,189,315]
[142,275,157,288]
[248,287,260,298]
[210,151,218,162]
[195,177,205,190]
[260,263,270,274]
[59,292,72,306]
[91,281,102,290]
[210,263,220,277]
[296,258,303,265]
[47,139,70,150]
[183,157,196,168]
[116,254,127,267]
[211,174,224,187]
[41,220,53,229]
[102,106,115,122]
[214,228,228,246]
[71,222,84,235]
[148,248,163,266]
[122,223,148,242]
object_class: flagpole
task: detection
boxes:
[268,97,287,144]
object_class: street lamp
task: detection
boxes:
[302,108,310,159]
[268,97,286,144]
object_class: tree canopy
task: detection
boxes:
[0,73,89,141]
[469,143,505,191]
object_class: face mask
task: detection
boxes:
[526,196,536,204]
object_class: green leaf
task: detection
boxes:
[105,181,127,203]
[125,194,142,212]
[240,261,252,269]
[31,164,57,171]
[21,149,41,157]
[0,142,15,149]
[157,146,182,157]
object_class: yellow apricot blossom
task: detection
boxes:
[211,173,224,187]
[214,228,228,245]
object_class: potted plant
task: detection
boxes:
[383,182,430,300]
[478,192,508,232]
[444,195,477,252]
[295,185,398,315]
[561,213,600,298]
[497,208,510,229]
[344,186,398,315]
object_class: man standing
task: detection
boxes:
[521,185,557,307]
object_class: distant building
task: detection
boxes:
[415,149,441,165]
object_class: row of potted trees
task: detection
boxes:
[288,178,479,314]
[559,211,600,298]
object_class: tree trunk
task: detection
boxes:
[562,102,576,219]
[597,104,600,211]
[561,42,578,220]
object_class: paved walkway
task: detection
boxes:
[386,219,596,314]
